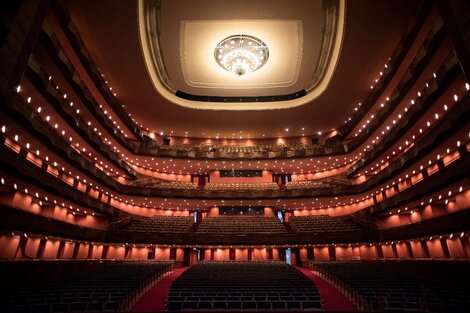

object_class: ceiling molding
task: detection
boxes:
[138,0,346,110]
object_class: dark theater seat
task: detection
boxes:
[166,261,322,312]
[1,261,173,313]
[309,261,470,313]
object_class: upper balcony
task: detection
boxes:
[139,140,346,160]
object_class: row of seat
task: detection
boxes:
[196,216,288,233]
[1,261,173,313]
[129,177,198,189]
[152,181,199,190]
[167,261,323,312]
[308,261,470,313]
[168,294,321,301]
[122,215,194,233]
[167,299,321,311]
[115,214,364,234]
[284,176,353,190]
[289,215,363,233]
[157,143,321,153]
[129,177,354,191]
[169,291,321,297]
[204,182,279,191]
[284,181,324,190]
[128,177,168,186]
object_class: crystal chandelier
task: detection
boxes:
[214,34,269,76]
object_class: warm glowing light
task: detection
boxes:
[214,34,269,76]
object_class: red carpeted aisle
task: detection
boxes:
[299,267,357,312]
[131,267,187,312]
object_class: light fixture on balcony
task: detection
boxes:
[214,34,269,76]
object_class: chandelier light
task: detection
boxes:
[214,34,269,76]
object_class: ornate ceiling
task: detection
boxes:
[65,0,419,138]
[138,0,345,110]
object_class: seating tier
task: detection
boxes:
[167,261,323,312]
[309,261,470,312]
[196,216,288,233]
[204,182,279,191]
[122,215,193,233]
[1,261,173,313]
[290,215,363,233]
[285,176,353,190]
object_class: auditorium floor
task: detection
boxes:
[131,267,188,312]
[130,266,356,312]
[298,267,357,312]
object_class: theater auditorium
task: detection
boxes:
[0,0,469,312]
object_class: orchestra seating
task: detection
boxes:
[289,215,363,233]
[167,261,323,312]
[1,261,173,313]
[308,261,470,312]
[120,216,194,233]
[196,216,288,233]
[204,182,279,191]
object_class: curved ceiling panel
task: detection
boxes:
[138,0,345,110]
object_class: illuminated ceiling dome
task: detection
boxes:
[214,34,269,76]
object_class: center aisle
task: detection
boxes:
[298,267,357,312]
[131,267,188,312]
